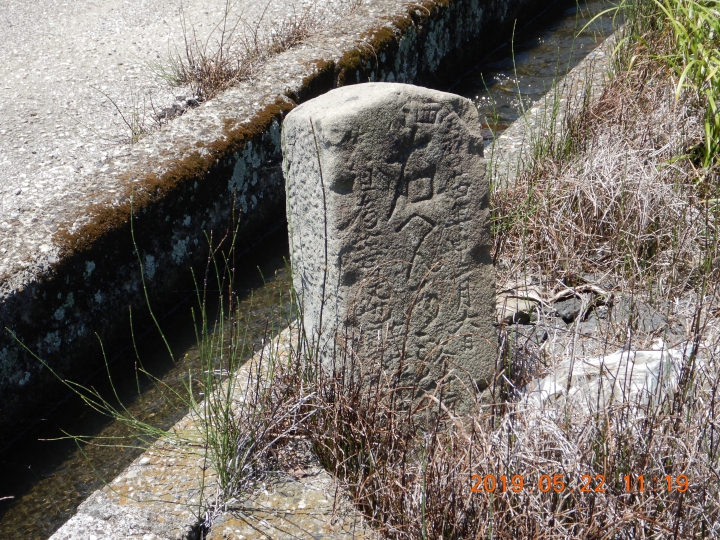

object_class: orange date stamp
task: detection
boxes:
[470,474,690,493]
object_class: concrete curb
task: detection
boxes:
[50,328,376,540]
[488,31,618,186]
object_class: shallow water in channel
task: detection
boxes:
[451,0,617,143]
[0,2,618,538]
[0,230,292,539]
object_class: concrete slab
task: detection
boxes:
[0,0,352,282]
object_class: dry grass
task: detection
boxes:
[106,0,359,143]
[493,61,714,300]
[241,7,720,538]
[309,350,720,538]
[230,305,720,538]
[160,0,358,103]
[163,6,308,102]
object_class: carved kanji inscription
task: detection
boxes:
[283,83,495,407]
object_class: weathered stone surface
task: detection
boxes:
[283,82,495,404]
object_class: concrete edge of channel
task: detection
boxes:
[488,30,620,185]
[0,0,557,444]
[49,26,621,540]
[50,326,379,540]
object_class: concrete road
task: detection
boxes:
[0,0,348,282]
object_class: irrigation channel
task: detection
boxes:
[0,1,614,537]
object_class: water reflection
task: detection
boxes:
[451,0,618,143]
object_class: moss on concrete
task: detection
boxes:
[55,98,295,257]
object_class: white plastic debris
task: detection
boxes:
[523,340,696,413]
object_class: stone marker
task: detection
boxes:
[283,82,495,406]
